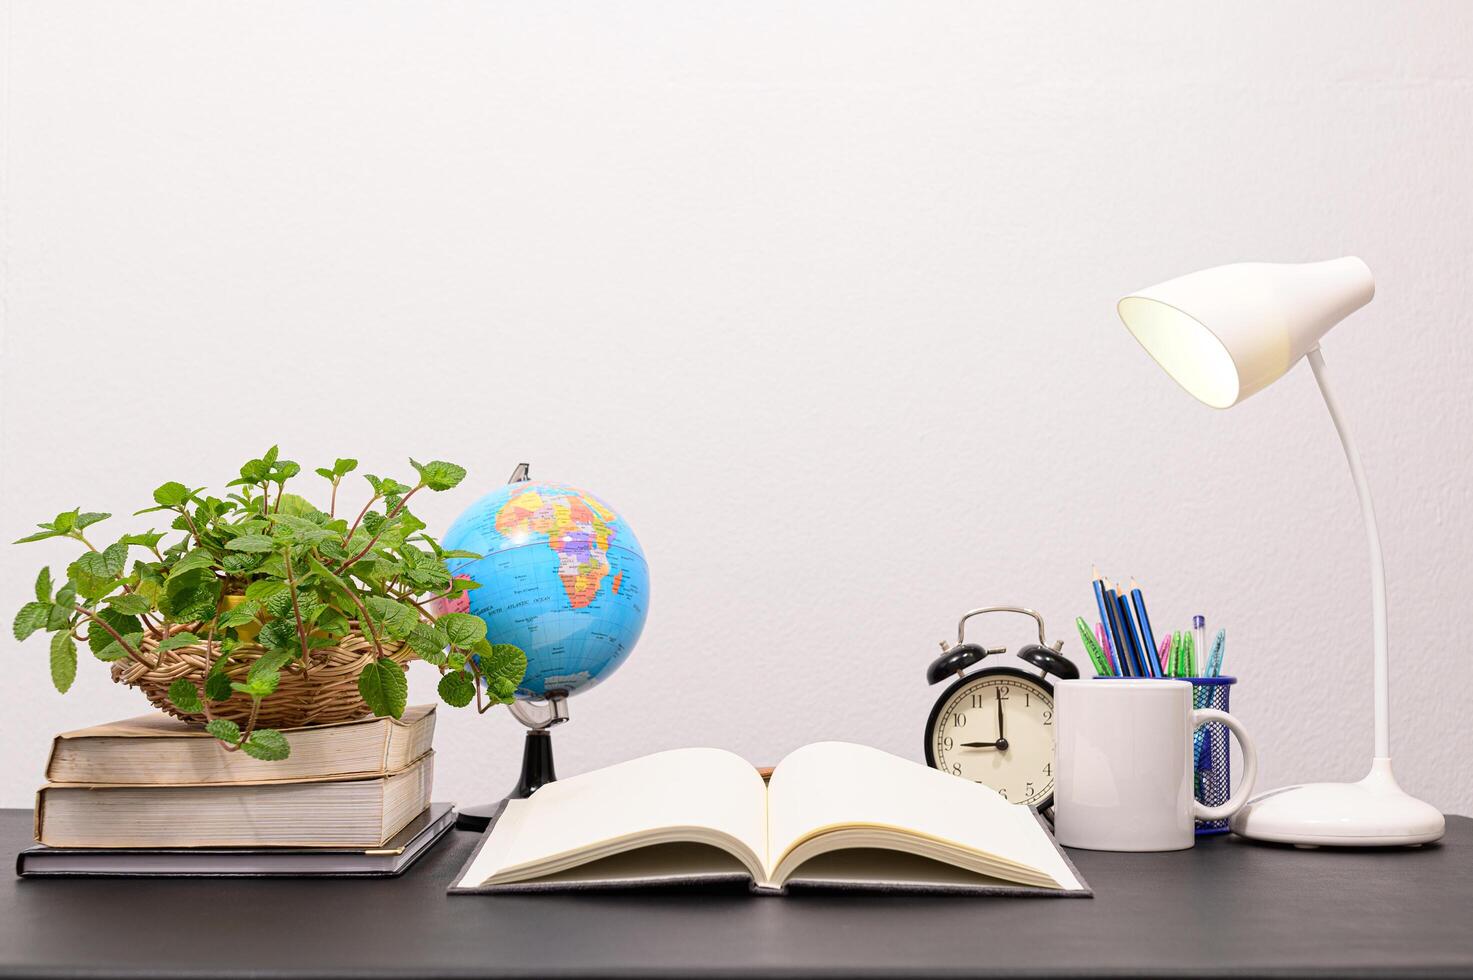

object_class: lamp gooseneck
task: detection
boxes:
[1305,347,1389,761]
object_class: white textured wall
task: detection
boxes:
[3,1,1471,816]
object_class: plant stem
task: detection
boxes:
[199,619,219,727]
[345,494,382,542]
[338,588,386,660]
[282,551,312,677]
[336,486,423,571]
[72,606,156,670]
[175,506,204,547]
[329,479,339,519]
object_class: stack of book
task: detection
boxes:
[18,705,452,877]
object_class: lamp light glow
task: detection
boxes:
[1117,257,1374,409]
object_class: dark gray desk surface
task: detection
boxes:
[2,808,1470,978]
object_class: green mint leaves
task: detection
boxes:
[358,657,409,718]
[12,449,525,759]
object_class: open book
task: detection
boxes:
[451,742,1087,896]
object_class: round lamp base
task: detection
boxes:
[1229,759,1444,847]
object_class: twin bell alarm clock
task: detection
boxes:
[923,606,1078,810]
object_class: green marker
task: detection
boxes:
[1075,616,1111,676]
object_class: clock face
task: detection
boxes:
[927,672,1055,807]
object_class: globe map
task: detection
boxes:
[439,481,649,699]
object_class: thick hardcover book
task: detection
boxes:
[45,705,436,786]
[449,742,1090,897]
[35,754,434,849]
[17,804,454,877]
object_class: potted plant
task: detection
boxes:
[12,447,526,760]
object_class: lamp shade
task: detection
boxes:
[1116,257,1375,408]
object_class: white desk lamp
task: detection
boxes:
[1116,257,1444,847]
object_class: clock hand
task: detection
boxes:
[996,687,1006,741]
[959,739,1010,750]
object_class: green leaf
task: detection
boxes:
[105,593,154,615]
[241,729,290,761]
[218,599,262,629]
[92,631,142,662]
[75,511,111,530]
[243,579,288,603]
[119,530,166,550]
[357,657,408,719]
[15,525,66,544]
[168,549,217,577]
[155,631,203,654]
[365,597,418,641]
[410,459,466,492]
[46,598,74,631]
[205,718,242,746]
[204,670,233,702]
[230,674,279,697]
[437,670,476,708]
[315,467,335,480]
[167,677,203,713]
[248,650,292,683]
[438,612,487,648]
[87,607,142,656]
[256,617,298,652]
[406,622,449,664]
[50,509,78,534]
[34,568,53,603]
[152,482,191,508]
[50,633,77,693]
[67,552,122,601]
[481,643,527,688]
[13,601,51,641]
[226,534,277,553]
[334,458,358,476]
[160,568,220,622]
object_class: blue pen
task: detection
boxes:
[1128,579,1158,677]
[1207,629,1226,677]
[1115,591,1149,678]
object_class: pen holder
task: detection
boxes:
[1188,676,1236,835]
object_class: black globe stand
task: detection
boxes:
[455,693,569,832]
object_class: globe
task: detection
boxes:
[438,479,649,699]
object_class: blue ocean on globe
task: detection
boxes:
[439,480,649,699]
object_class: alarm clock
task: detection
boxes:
[923,606,1079,810]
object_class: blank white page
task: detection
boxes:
[457,747,767,886]
[767,741,1079,888]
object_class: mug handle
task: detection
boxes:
[1190,708,1258,823]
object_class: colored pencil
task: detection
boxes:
[1101,580,1132,676]
[1097,622,1117,676]
[1091,568,1116,670]
[1114,590,1148,677]
[1158,636,1171,674]
[1128,579,1160,674]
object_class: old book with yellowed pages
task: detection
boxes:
[35,754,434,849]
[45,705,436,785]
[450,742,1089,897]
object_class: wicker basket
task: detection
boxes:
[111,625,414,729]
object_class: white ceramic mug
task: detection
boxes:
[1053,678,1258,851]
